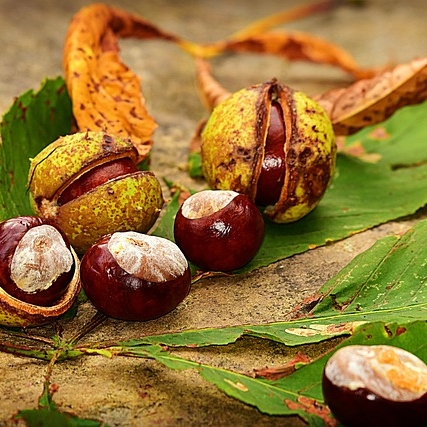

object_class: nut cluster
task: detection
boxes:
[0,131,190,326]
[2,81,335,326]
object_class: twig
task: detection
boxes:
[67,311,108,346]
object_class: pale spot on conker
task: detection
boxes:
[181,190,239,219]
[107,231,188,283]
[325,345,427,402]
[10,225,74,294]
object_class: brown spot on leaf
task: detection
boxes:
[339,141,382,163]
[285,396,337,427]
[395,326,407,336]
[369,126,390,140]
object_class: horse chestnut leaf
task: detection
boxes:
[80,231,191,321]
[174,190,264,271]
[322,345,427,427]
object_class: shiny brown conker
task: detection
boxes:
[0,216,76,307]
[173,190,265,272]
[80,231,192,321]
[255,102,286,207]
[322,345,427,427]
[57,157,138,205]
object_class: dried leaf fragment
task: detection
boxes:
[195,0,366,81]
[223,378,249,392]
[315,56,427,135]
[253,352,311,380]
[195,58,231,112]
[285,322,365,337]
[338,140,382,163]
[285,396,338,427]
[63,4,181,161]
[203,30,374,80]
[229,0,342,40]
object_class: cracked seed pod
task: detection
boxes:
[201,79,336,223]
[0,216,81,327]
[28,131,164,253]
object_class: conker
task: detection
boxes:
[80,231,192,321]
[0,216,75,307]
[255,102,286,207]
[173,190,264,271]
[322,345,427,427]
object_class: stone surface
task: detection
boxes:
[0,0,426,426]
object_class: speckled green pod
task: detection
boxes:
[201,80,336,223]
[28,131,164,253]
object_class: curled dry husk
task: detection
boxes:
[201,79,336,223]
[0,248,81,327]
[63,3,190,162]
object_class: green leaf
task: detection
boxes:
[198,366,330,425]
[15,408,107,427]
[188,151,203,178]
[112,343,331,425]
[0,77,72,220]
[125,217,427,348]
[152,190,180,242]
[119,321,427,424]
[312,229,426,316]
[345,101,427,167]
[112,321,427,425]
[14,365,108,426]
[38,381,58,411]
[16,409,74,427]
[158,100,427,273]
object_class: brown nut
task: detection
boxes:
[80,232,192,321]
[28,131,164,253]
[201,79,336,223]
[0,216,81,327]
[174,190,264,271]
[323,345,427,427]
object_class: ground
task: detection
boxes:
[0,0,426,426]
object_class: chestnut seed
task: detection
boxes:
[173,190,265,272]
[255,102,286,207]
[57,157,138,205]
[322,345,427,427]
[0,216,75,307]
[80,231,192,321]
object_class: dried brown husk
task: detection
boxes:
[200,30,375,81]
[314,56,427,135]
[63,4,187,161]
